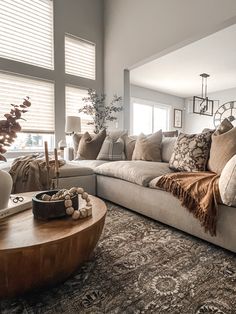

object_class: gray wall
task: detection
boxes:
[104,0,236,129]
[131,84,185,132]
[184,87,236,133]
[0,0,104,145]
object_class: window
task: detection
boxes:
[66,86,94,133]
[0,0,54,69]
[131,99,170,135]
[65,35,96,80]
[0,72,54,150]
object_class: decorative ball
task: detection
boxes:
[82,192,89,200]
[66,207,74,215]
[80,208,88,218]
[77,187,84,194]
[65,195,70,200]
[41,194,51,201]
[65,199,72,208]
[69,187,77,194]
[86,202,92,207]
[72,210,80,220]
[86,206,92,216]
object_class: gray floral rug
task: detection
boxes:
[1,202,236,314]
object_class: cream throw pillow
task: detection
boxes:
[97,136,125,161]
[77,129,106,160]
[132,130,162,162]
[208,122,236,174]
[219,154,236,206]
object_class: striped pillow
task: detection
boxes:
[97,136,125,161]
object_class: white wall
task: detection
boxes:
[184,87,236,133]
[104,0,236,129]
[0,0,104,144]
[131,84,185,132]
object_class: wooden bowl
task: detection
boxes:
[32,190,79,220]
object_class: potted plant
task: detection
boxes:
[0,97,31,209]
[79,89,123,134]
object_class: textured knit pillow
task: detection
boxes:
[219,155,236,206]
[97,136,125,161]
[77,129,106,160]
[169,131,212,172]
[208,126,236,174]
[132,130,162,162]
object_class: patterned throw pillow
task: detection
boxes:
[169,132,212,172]
[97,136,125,161]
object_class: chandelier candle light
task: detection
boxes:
[44,141,50,189]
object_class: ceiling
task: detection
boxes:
[130,24,236,98]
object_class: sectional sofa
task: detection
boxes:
[1,135,235,253]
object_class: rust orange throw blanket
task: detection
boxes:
[156,172,221,236]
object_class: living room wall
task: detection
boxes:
[104,0,236,130]
[0,0,104,144]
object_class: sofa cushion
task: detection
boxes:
[219,155,236,206]
[208,123,236,174]
[97,136,125,161]
[132,130,162,162]
[161,137,177,162]
[69,159,110,170]
[169,131,212,172]
[95,160,173,186]
[77,129,106,160]
[51,162,94,178]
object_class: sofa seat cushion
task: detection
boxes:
[69,160,111,170]
[95,160,173,186]
[52,162,94,178]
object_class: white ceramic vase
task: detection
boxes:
[0,170,13,210]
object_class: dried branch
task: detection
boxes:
[0,97,31,161]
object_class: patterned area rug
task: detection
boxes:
[1,202,236,314]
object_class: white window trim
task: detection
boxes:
[130,97,171,135]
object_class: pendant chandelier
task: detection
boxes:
[193,73,214,116]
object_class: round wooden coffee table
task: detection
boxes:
[0,195,107,299]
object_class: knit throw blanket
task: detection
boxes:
[9,154,65,193]
[156,172,221,236]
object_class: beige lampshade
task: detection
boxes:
[65,116,81,134]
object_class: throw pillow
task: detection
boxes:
[132,130,162,162]
[161,137,177,163]
[97,136,125,161]
[123,134,137,160]
[219,155,236,207]
[169,131,212,172]
[77,129,106,160]
[214,118,233,135]
[208,125,236,174]
[73,133,83,154]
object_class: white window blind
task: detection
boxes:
[0,72,54,133]
[0,0,54,69]
[65,35,96,80]
[66,86,94,133]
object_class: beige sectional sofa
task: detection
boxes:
[1,137,235,253]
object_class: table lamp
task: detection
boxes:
[65,116,81,160]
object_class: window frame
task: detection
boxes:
[130,97,170,135]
